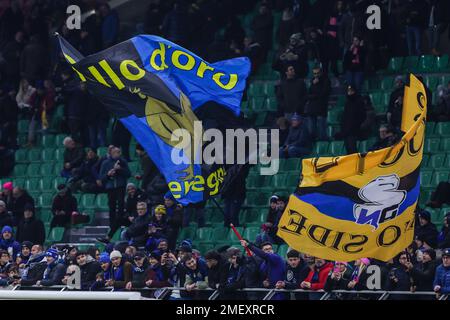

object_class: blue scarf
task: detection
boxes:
[43,261,58,280]
[112,263,124,281]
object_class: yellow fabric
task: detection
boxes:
[277,74,426,262]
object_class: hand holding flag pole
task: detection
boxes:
[230,223,253,256]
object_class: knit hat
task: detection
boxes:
[291,113,301,121]
[360,258,370,266]
[2,182,13,191]
[126,183,136,190]
[2,226,12,234]
[164,191,175,201]
[24,204,34,212]
[0,200,5,208]
[149,250,161,261]
[269,195,279,204]
[177,239,193,253]
[99,252,110,264]
[45,248,59,261]
[154,205,166,215]
[422,248,436,260]
[442,248,450,258]
[134,251,146,259]
[335,261,348,266]
[419,210,431,222]
[110,250,122,260]
[21,241,33,250]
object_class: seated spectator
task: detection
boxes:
[273,33,308,79]
[16,204,45,245]
[303,66,331,141]
[75,251,102,290]
[125,251,149,290]
[275,249,309,292]
[150,205,169,238]
[0,200,13,229]
[15,78,35,111]
[135,144,158,193]
[369,124,399,151]
[10,187,35,226]
[18,245,47,286]
[217,247,247,300]
[99,146,131,242]
[300,257,333,300]
[434,248,450,296]
[241,240,285,300]
[87,246,101,262]
[51,184,78,229]
[63,245,78,267]
[61,136,86,179]
[0,226,21,258]
[275,117,290,147]
[91,252,112,291]
[68,148,102,194]
[280,114,312,158]
[426,180,450,209]
[164,192,184,250]
[0,182,14,210]
[438,213,450,249]
[415,209,438,248]
[204,250,224,290]
[406,248,436,293]
[324,261,353,300]
[432,82,450,122]
[16,241,33,272]
[278,65,307,119]
[106,250,133,290]
[122,201,150,247]
[183,252,209,299]
[37,248,65,287]
[343,35,365,92]
[338,85,367,154]
[145,250,171,295]
[125,183,148,223]
[251,3,273,55]
[384,252,413,300]
[123,246,137,263]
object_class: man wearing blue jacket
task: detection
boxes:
[99,147,131,242]
[37,248,65,286]
[434,248,450,297]
[0,226,20,259]
[240,239,286,300]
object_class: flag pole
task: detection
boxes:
[230,223,253,256]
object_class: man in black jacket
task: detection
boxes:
[278,65,307,119]
[61,137,86,179]
[280,114,312,158]
[218,247,247,300]
[0,201,13,230]
[17,245,47,286]
[415,210,438,248]
[303,65,330,141]
[205,250,225,290]
[75,251,101,290]
[16,204,45,245]
[37,248,66,287]
[135,144,158,192]
[406,248,437,294]
[10,187,34,226]
[275,250,309,292]
[51,184,78,229]
[124,183,148,223]
[122,201,151,247]
[339,85,366,154]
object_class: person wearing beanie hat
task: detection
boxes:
[37,248,66,287]
[404,248,437,293]
[280,109,312,159]
[99,252,111,264]
[163,192,184,250]
[0,225,21,259]
[0,201,13,233]
[110,250,122,261]
[433,248,450,295]
[142,250,170,293]
[348,257,371,293]
[276,248,309,293]
[45,248,59,261]
[324,261,353,298]
[150,205,169,239]
[105,249,133,290]
[125,251,149,290]
[154,205,166,215]
[2,182,13,192]
[16,203,45,246]
[416,209,439,248]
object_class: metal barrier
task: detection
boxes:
[4,285,448,300]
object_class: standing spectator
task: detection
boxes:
[387,76,405,127]
[99,147,131,242]
[324,261,353,300]
[75,251,102,291]
[432,82,450,122]
[434,248,450,296]
[339,85,366,154]
[61,136,85,179]
[278,65,307,119]
[347,258,371,293]
[16,241,32,269]
[164,192,184,250]
[385,252,414,300]
[16,204,45,245]
[161,1,190,47]
[0,86,19,148]
[343,36,365,92]
[300,257,333,300]
[106,250,133,290]
[135,144,157,193]
[0,201,13,229]
[10,187,34,226]
[15,78,35,111]
[218,247,247,300]
[241,240,286,300]
[61,73,88,142]
[406,248,437,293]
[144,250,171,296]
[415,210,439,248]
[426,0,448,56]
[51,184,78,229]
[183,253,209,299]
[85,95,108,150]
[322,0,345,77]
[37,248,65,287]
[19,35,48,82]
[275,117,290,147]
[222,165,249,227]
[0,182,14,211]
[147,173,169,207]
[204,250,225,290]
[275,249,309,294]
[405,0,427,56]
[339,4,365,54]
[242,36,264,74]
[273,33,308,79]
[99,3,120,49]
[2,31,25,89]
[279,113,312,158]
[0,226,20,259]
[125,251,149,290]
[304,65,330,141]
[277,6,297,47]
[251,3,273,55]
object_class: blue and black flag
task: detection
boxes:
[57,34,251,205]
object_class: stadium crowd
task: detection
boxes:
[0,0,450,299]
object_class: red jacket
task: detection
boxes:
[304,262,333,290]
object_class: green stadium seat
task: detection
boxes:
[327,125,340,139]
[128,161,139,173]
[424,138,441,154]
[380,76,394,90]
[432,171,449,185]
[177,226,197,242]
[242,208,266,225]
[422,154,430,167]
[41,135,56,148]
[18,120,28,134]
[424,75,439,90]
[55,134,66,147]
[250,97,265,112]
[13,164,27,177]
[53,177,67,189]
[41,148,56,162]
[40,163,54,176]
[196,227,213,242]
[96,194,109,211]
[429,153,446,168]
[211,226,229,242]
[254,112,268,126]
[440,138,450,152]
[387,57,404,73]
[327,109,342,125]
[286,175,300,189]
[403,56,419,72]
[39,177,53,192]
[38,193,54,209]
[369,92,383,107]
[436,55,449,71]
[48,227,65,242]
[329,141,344,155]
[420,170,433,187]
[272,174,288,188]
[110,227,125,242]
[314,141,330,156]
[27,148,41,162]
[226,227,244,241]
[14,149,28,163]
[25,178,40,191]
[266,97,277,111]
[26,163,41,177]
[281,158,301,172]
[242,227,260,242]
[12,178,25,188]
[248,83,265,97]
[418,55,436,72]
[38,210,52,223]
[264,83,276,96]
[55,148,65,162]
[97,147,108,158]
[335,95,345,108]
[435,122,450,137]
[81,194,96,210]
[277,244,290,258]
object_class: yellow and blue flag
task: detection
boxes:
[277,74,427,262]
[57,34,251,205]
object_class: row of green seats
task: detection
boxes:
[386,54,450,73]
[420,170,450,188]
[423,153,450,169]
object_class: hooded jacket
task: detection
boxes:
[0,235,21,258]
[80,255,102,290]
[16,215,45,245]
